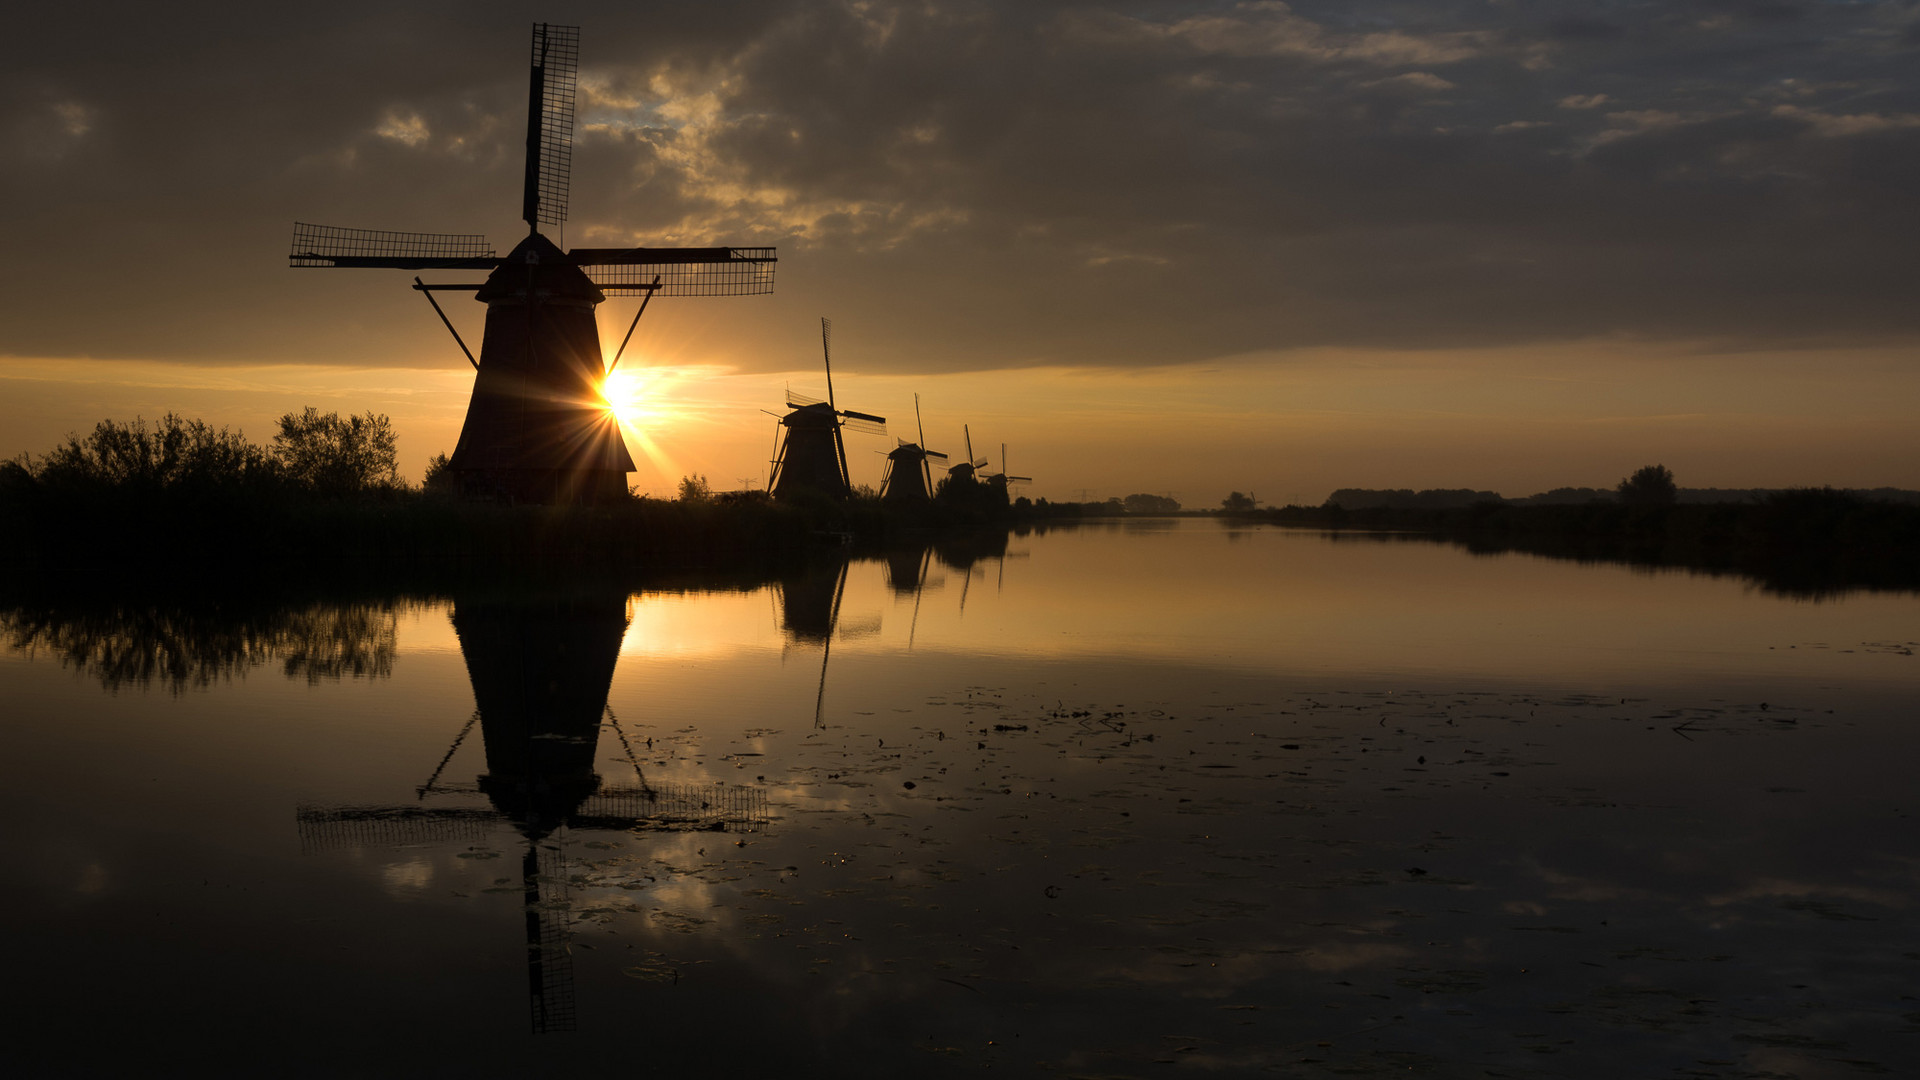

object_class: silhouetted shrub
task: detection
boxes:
[677,474,713,502]
[273,408,401,497]
[1617,464,1677,506]
[32,414,277,497]
[422,452,454,492]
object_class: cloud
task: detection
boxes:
[1368,71,1458,94]
[1771,103,1920,137]
[0,0,1917,374]
[374,110,430,148]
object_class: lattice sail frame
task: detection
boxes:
[289,222,496,267]
[580,248,779,296]
[528,23,579,228]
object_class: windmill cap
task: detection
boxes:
[477,232,604,305]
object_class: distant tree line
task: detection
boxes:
[1231,465,1920,597]
[1303,465,1918,512]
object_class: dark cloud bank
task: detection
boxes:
[4,0,1918,371]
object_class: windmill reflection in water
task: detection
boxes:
[296,590,766,1033]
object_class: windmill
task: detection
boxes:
[289,23,776,503]
[768,318,887,500]
[879,394,949,504]
[945,424,990,486]
[982,443,1033,500]
[296,589,767,1033]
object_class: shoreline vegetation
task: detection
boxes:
[0,412,1113,575]
[5,415,1916,597]
[1240,486,1920,598]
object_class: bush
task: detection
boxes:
[422,452,454,492]
[33,414,275,496]
[1617,464,1677,506]
[273,408,401,497]
[677,474,712,502]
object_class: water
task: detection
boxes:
[5,520,1919,1077]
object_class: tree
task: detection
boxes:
[1123,493,1181,514]
[677,474,712,502]
[1221,491,1255,512]
[421,452,454,492]
[36,414,273,494]
[1617,464,1677,506]
[273,408,401,496]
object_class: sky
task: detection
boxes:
[4,0,1919,502]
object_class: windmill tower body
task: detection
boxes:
[881,444,935,503]
[449,233,634,503]
[771,403,851,499]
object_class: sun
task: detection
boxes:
[598,367,689,483]
[600,369,676,432]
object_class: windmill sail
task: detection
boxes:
[289,223,497,269]
[524,23,579,229]
[574,247,778,296]
[838,411,887,436]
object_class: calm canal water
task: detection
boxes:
[5,519,1919,1077]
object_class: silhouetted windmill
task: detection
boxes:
[946,424,990,485]
[982,443,1032,499]
[289,23,776,503]
[768,318,887,500]
[879,395,949,504]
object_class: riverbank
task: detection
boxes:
[1245,489,1920,596]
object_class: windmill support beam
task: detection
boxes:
[606,275,661,375]
[414,278,479,370]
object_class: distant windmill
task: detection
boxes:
[289,23,776,503]
[768,318,887,500]
[982,442,1033,498]
[945,424,990,485]
[879,394,949,504]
